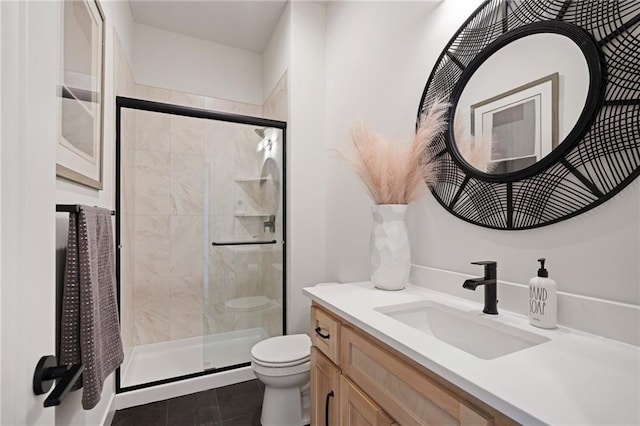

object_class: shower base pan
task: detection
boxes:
[120,327,268,388]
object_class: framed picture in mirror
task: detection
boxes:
[469,73,558,174]
[56,0,105,189]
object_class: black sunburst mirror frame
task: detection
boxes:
[418,0,640,230]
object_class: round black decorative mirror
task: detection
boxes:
[419,0,640,230]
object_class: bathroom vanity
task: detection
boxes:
[309,304,514,425]
[304,282,640,425]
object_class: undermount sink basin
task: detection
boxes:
[376,301,550,360]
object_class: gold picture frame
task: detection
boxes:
[56,0,105,189]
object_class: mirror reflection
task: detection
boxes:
[453,32,590,174]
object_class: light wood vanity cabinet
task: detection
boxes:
[310,303,518,426]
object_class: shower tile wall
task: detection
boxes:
[132,85,209,345]
[263,73,288,122]
[111,31,291,392]
[130,79,288,345]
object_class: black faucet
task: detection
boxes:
[463,261,498,315]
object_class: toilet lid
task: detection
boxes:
[251,334,311,365]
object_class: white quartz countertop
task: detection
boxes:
[303,282,640,426]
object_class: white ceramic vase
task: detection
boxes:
[369,204,410,291]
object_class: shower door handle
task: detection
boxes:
[211,240,277,246]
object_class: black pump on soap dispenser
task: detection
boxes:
[528,258,557,329]
[537,258,549,278]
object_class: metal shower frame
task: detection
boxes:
[115,96,288,393]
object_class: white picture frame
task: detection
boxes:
[56,0,105,189]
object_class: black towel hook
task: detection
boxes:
[33,355,84,407]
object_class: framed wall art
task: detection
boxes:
[470,73,559,174]
[57,0,105,189]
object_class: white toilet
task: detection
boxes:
[251,334,311,426]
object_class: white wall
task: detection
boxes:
[103,0,136,69]
[263,5,290,103]
[324,0,444,282]
[133,23,263,105]
[287,2,327,334]
[323,0,640,344]
[55,1,136,424]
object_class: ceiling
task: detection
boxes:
[128,0,289,53]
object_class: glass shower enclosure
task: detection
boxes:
[115,97,286,391]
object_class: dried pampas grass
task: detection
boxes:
[336,99,449,204]
[453,115,497,174]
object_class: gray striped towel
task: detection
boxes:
[60,206,123,410]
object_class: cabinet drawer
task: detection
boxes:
[311,305,341,365]
[341,326,494,426]
[340,376,396,426]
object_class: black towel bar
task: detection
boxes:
[33,355,84,407]
[212,240,277,246]
[56,204,115,215]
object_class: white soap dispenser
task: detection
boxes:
[529,258,557,329]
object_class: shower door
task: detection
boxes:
[203,123,285,370]
[116,97,286,391]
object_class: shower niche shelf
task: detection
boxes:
[234,177,271,199]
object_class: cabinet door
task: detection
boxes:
[311,347,341,426]
[341,326,494,426]
[340,376,396,426]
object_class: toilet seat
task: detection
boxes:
[251,334,311,367]
[252,355,310,368]
[251,359,310,377]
